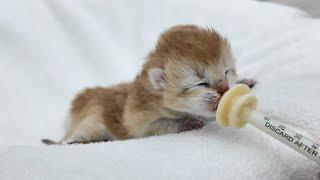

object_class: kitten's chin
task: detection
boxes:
[199,105,218,118]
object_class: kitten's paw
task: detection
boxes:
[179,120,205,132]
[237,78,257,88]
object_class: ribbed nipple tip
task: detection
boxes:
[216,84,257,128]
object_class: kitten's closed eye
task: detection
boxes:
[197,82,209,87]
[225,69,231,75]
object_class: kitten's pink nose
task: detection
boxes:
[217,80,229,94]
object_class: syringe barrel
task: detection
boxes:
[247,110,320,164]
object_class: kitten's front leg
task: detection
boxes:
[178,118,205,132]
[147,117,205,136]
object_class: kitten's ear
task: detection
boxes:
[148,68,166,90]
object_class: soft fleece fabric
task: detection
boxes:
[0,0,319,179]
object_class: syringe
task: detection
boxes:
[216,84,320,164]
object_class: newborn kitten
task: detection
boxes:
[42,25,256,145]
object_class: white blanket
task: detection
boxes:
[0,0,319,179]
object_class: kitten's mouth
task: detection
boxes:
[212,104,219,111]
[204,94,221,111]
[211,97,221,111]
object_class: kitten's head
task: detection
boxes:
[146,25,237,117]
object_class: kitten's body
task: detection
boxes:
[43,25,256,144]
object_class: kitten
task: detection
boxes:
[42,25,256,145]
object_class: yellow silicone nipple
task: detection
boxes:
[216,84,257,128]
